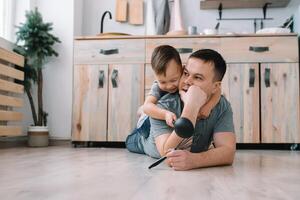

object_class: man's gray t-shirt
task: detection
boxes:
[141,92,235,158]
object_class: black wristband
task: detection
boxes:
[174,117,194,138]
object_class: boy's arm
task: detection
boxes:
[198,87,221,119]
[143,95,173,121]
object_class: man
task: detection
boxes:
[126,49,236,171]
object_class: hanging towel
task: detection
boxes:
[146,0,156,35]
[146,0,170,35]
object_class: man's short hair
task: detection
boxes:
[189,49,226,81]
[151,45,182,76]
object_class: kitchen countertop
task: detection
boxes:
[75,33,297,40]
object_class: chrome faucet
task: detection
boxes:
[100,11,112,33]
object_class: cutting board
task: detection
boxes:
[115,0,128,22]
[129,0,144,25]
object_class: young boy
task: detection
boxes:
[126,45,221,154]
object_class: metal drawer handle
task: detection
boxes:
[249,68,255,88]
[99,48,119,55]
[111,69,118,88]
[264,68,270,88]
[249,46,269,52]
[176,48,193,54]
[98,70,104,88]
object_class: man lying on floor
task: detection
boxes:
[126,49,236,171]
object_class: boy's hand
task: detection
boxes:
[165,111,177,127]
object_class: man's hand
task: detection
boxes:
[180,85,207,111]
[166,150,195,171]
[165,111,177,127]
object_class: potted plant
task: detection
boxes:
[14,8,61,147]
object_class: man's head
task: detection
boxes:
[151,45,183,93]
[179,49,226,97]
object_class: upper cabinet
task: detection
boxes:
[200,0,291,9]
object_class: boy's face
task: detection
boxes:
[155,59,182,93]
[179,57,221,98]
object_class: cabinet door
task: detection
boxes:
[72,65,108,141]
[260,63,300,143]
[107,64,144,141]
[222,64,260,143]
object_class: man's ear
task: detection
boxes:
[212,81,221,94]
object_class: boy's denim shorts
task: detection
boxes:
[125,117,150,154]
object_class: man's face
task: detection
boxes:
[179,57,220,98]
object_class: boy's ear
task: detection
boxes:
[212,81,221,93]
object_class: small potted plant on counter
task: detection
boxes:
[14,8,61,147]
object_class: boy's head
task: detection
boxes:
[151,45,183,93]
[180,49,226,97]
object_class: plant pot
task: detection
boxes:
[28,126,49,147]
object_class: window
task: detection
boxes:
[0,0,15,42]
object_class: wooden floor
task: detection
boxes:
[0,145,299,200]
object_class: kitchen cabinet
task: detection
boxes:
[72,39,144,143]
[222,64,260,143]
[72,34,300,146]
[260,63,299,143]
[222,63,300,143]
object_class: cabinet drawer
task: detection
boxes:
[220,36,298,63]
[74,39,145,64]
[146,38,221,63]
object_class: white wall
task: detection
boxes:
[80,0,300,36]
[294,4,300,33]
[81,0,145,36]
[29,0,74,139]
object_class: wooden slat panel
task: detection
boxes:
[0,47,24,67]
[0,63,24,80]
[0,126,22,136]
[0,94,23,107]
[0,79,24,94]
[261,63,300,143]
[0,110,23,121]
[108,64,144,141]
[72,64,108,142]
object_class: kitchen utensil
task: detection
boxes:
[115,0,128,22]
[129,0,144,25]
[203,28,217,35]
[188,26,198,35]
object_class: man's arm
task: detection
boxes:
[165,132,235,170]
[155,86,207,156]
